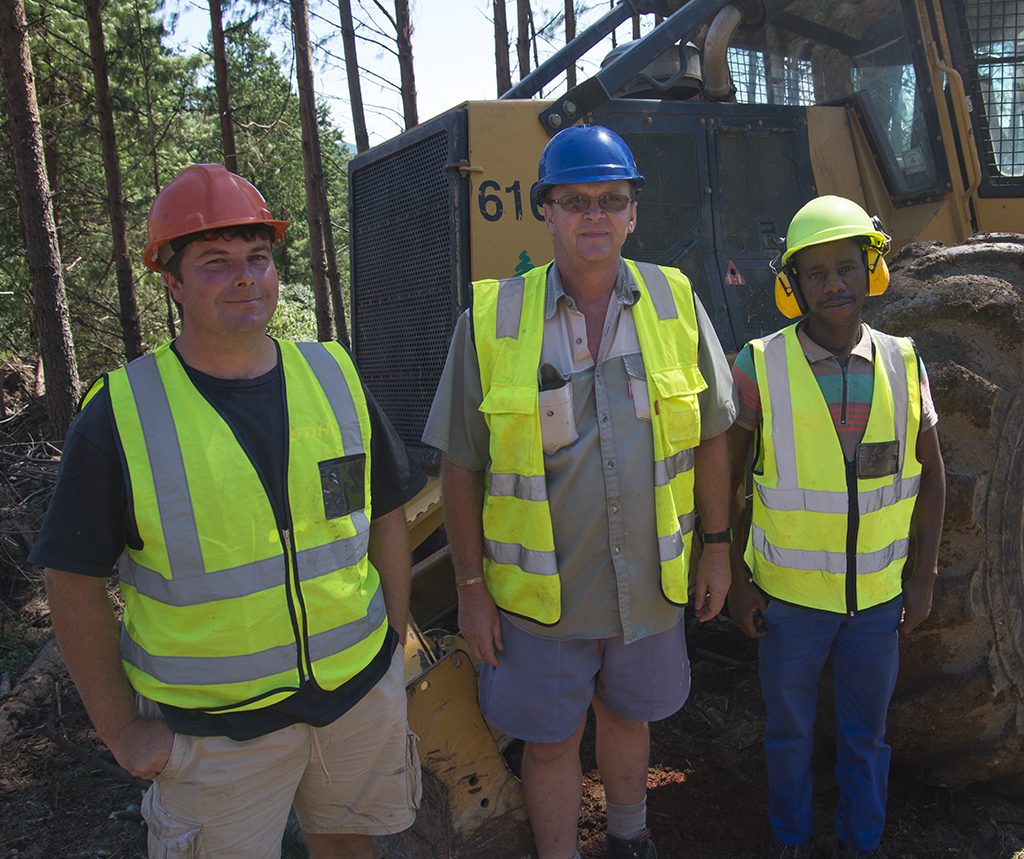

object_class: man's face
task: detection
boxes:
[543,179,637,268]
[163,234,279,339]
[793,238,868,329]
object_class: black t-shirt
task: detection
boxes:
[29,341,426,740]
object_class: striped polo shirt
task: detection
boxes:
[733,321,938,461]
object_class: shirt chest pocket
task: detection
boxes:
[648,365,707,451]
[538,380,579,455]
[623,353,652,422]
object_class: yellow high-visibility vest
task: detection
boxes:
[104,339,385,711]
[472,260,707,624]
[746,323,922,613]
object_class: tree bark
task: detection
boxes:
[633,13,641,40]
[494,0,512,95]
[394,0,417,129]
[84,0,143,362]
[0,0,80,439]
[516,0,530,80]
[290,0,335,341]
[132,0,175,338]
[564,0,575,88]
[337,0,369,152]
[209,0,238,173]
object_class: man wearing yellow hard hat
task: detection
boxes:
[726,196,945,857]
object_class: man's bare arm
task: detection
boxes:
[692,430,732,622]
[368,506,412,644]
[442,456,502,666]
[44,569,172,779]
[725,424,767,638]
[901,425,945,634]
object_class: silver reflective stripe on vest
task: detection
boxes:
[125,355,205,575]
[654,449,695,487]
[496,276,525,339]
[488,469,548,502]
[119,510,372,606]
[762,332,799,489]
[121,583,386,686]
[634,262,678,320]
[752,524,909,575]
[874,332,910,464]
[658,512,696,563]
[308,585,386,662]
[484,538,558,575]
[755,474,921,515]
[295,342,365,455]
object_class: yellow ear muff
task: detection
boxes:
[774,268,804,319]
[866,247,889,296]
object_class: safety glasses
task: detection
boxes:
[547,193,635,213]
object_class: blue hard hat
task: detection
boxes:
[531,125,645,206]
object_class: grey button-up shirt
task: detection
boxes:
[423,260,736,643]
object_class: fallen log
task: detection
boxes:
[0,635,62,749]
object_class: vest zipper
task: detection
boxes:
[280,524,312,682]
[845,458,859,615]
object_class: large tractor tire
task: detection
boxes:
[863,235,1024,790]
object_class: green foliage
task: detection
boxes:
[0,0,350,380]
[268,282,318,342]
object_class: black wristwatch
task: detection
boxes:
[701,528,732,544]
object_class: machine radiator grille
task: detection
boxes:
[350,126,461,466]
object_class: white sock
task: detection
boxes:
[606,796,647,841]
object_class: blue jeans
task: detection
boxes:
[759,597,902,851]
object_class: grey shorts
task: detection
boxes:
[478,614,690,744]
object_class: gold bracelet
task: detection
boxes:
[456,576,485,588]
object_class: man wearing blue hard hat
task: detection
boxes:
[424,125,736,858]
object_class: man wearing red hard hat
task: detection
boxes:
[31,164,425,858]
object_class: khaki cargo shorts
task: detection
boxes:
[140,647,420,858]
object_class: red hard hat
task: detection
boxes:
[143,164,288,271]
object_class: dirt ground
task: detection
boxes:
[2,613,1023,859]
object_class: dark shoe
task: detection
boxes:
[607,828,657,859]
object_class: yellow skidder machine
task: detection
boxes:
[352,0,1024,854]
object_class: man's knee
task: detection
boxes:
[593,696,647,734]
[524,721,586,765]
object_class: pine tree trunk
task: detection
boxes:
[394,0,417,129]
[209,0,238,173]
[632,13,640,39]
[564,0,575,88]
[493,0,512,95]
[0,0,80,439]
[85,0,143,362]
[132,0,175,337]
[290,0,335,341]
[337,0,368,152]
[516,0,530,80]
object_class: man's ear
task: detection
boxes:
[543,201,556,234]
[161,270,183,303]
